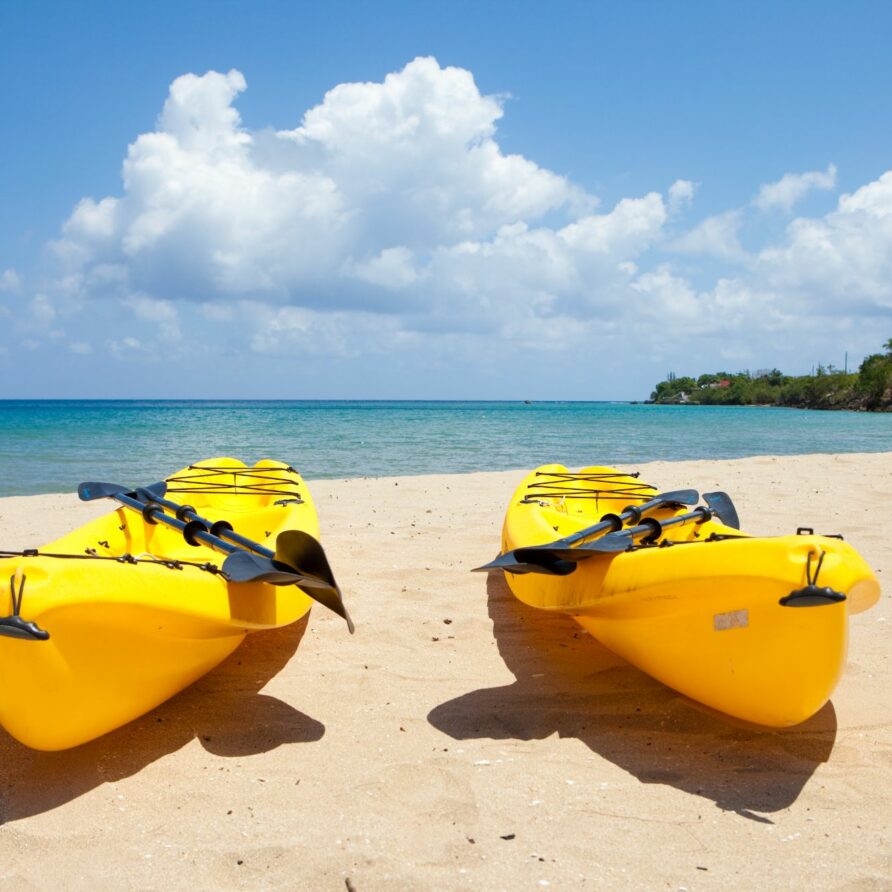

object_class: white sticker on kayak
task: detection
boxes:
[714,609,749,631]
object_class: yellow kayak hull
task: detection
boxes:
[0,458,319,750]
[499,464,880,727]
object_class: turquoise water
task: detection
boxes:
[0,400,889,496]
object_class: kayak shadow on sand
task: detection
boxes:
[0,615,323,824]
[428,574,837,821]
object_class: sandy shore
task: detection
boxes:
[0,453,889,890]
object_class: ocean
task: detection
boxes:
[0,400,889,496]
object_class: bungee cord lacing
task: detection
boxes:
[0,548,227,578]
[521,470,657,507]
[165,464,303,500]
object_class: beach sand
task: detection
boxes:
[0,453,889,890]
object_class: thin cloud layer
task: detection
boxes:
[670,211,746,261]
[3,58,891,395]
[754,164,837,212]
[0,269,23,294]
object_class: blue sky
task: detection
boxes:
[2,0,891,398]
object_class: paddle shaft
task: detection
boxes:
[559,500,661,548]
[134,488,276,560]
[474,488,701,572]
[112,491,250,559]
[539,489,699,549]
[616,505,712,546]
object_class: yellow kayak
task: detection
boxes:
[477,464,880,727]
[0,457,348,750]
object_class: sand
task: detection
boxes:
[0,452,889,890]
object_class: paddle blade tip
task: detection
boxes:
[471,558,506,573]
[660,488,699,506]
[704,491,741,529]
[77,481,129,501]
[300,582,354,632]
[583,532,634,553]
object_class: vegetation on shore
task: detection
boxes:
[649,339,892,411]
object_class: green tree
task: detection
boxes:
[649,341,890,409]
[858,351,892,409]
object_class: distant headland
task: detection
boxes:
[648,339,892,411]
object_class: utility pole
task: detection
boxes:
[844,351,848,373]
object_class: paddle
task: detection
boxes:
[131,482,299,555]
[564,492,740,561]
[78,481,353,632]
[581,492,741,561]
[477,491,739,576]
[473,489,699,575]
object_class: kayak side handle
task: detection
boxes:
[1,572,50,639]
[779,585,847,607]
[0,614,50,640]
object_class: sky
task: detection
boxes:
[1,0,891,399]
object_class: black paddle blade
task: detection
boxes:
[137,481,168,499]
[472,551,535,572]
[78,480,168,502]
[704,491,740,529]
[78,481,131,501]
[477,555,579,575]
[472,529,635,575]
[576,530,635,554]
[471,551,517,573]
[222,551,310,585]
[516,532,632,564]
[472,552,578,575]
[221,546,354,633]
[654,489,699,507]
[472,534,622,571]
[275,530,354,633]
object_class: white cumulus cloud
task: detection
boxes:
[52,58,591,317]
[758,170,892,306]
[45,57,684,349]
[5,59,891,396]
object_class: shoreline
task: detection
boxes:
[2,449,892,501]
[0,452,889,888]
